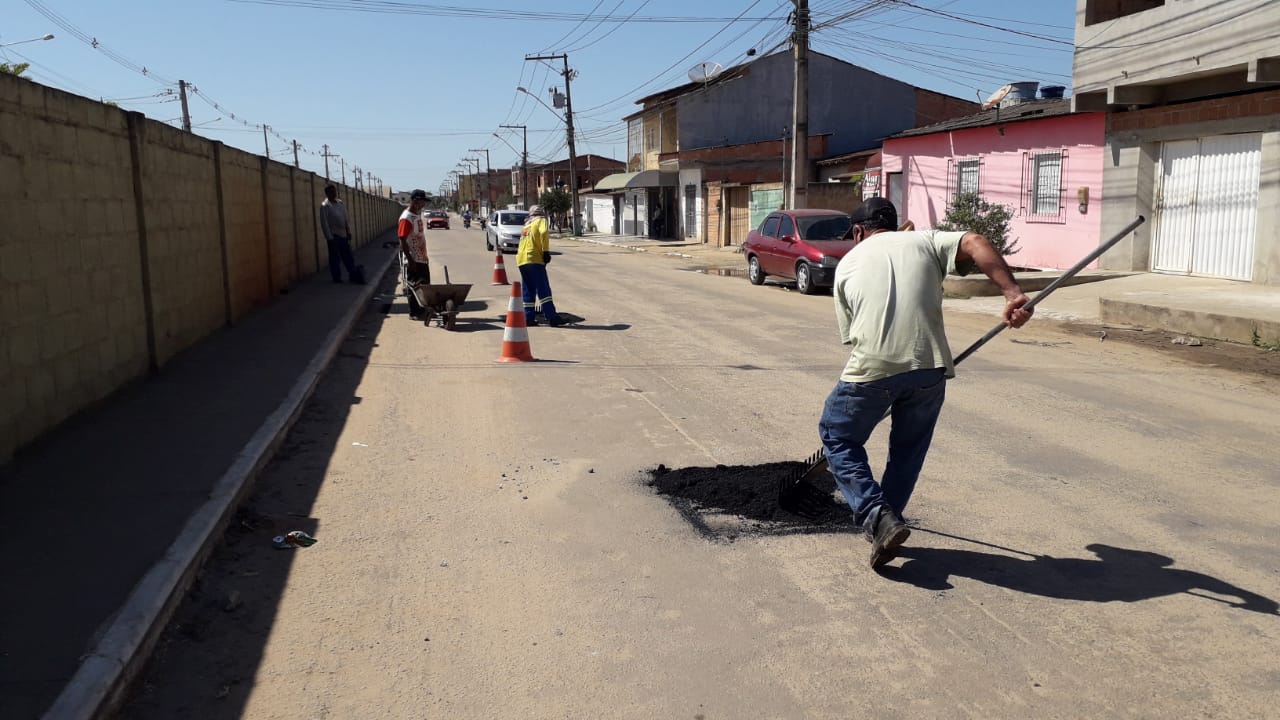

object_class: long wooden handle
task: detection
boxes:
[953,215,1145,365]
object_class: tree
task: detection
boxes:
[935,191,1020,257]
[539,187,572,231]
[0,62,31,77]
[539,187,571,216]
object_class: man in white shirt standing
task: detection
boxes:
[398,189,431,320]
[820,198,1034,568]
[319,184,364,284]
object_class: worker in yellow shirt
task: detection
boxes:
[516,205,565,326]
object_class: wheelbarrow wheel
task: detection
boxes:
[444,299,457,331]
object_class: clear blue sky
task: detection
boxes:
[2,1,1076,194]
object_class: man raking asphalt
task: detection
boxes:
[796,199,1145,569]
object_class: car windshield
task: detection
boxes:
[428,211,447,218]
[798,214,852,241]
[499,213,529,226]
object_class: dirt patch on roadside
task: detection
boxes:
[646,462,856,541]
[1061,323,1280,379]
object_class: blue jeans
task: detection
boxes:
[518,263,560,324]
[327,235,358,282]
[819,368,947,529]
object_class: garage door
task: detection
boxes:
[1151,134,1260,281]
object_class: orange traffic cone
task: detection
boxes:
[491,251,510,285]
[496,281,535,363]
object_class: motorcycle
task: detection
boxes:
[463,215,472,229]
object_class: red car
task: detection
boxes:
[742,209,854,294]
[426,210,450,230]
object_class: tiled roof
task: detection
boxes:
[889,98,1074,139]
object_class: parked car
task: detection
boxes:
[426,210,450,230]
[486,210,529,253]
[741,209,854,294]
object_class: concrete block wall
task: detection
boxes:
[0,73,403,461]
[0,74,151,458]
[221,147,271,321]
[266,162,297,293]
[135,119,225,365]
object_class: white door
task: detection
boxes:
[1152,134,1260,280]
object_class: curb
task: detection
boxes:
[42,242,400,720]
[567,235,698,259]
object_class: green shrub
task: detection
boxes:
[936,192,1020,257]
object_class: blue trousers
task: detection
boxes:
[819,368,947,529]
[518,263,560,324]
[327,235,358,282]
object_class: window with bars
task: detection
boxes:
[957,159,980,195]
[1023,150,1067,222]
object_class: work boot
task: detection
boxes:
[867,505,910,569]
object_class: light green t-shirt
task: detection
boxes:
[832,229,966,383]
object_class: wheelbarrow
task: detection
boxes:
[405,263,471,331]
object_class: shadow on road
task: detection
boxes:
[647,465,1278,614]
[878,534,1280,615]
[120,266,400,718]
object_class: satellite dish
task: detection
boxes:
[688,61,724,84]
[982,85,1011,110]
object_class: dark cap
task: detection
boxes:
[850,197,898,229]
[410,189,428,201]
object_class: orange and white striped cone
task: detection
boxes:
[496,281,535,363]
[491,251,510,285]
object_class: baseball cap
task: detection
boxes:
[849,197,898,228]
[410,189,428,201]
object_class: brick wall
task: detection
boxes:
[914,89,980,128]
[675,135,830,185]
[0,73,402,461]
[1108,89,1280,132]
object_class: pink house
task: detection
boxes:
[872,98,1105,270]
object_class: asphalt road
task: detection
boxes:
[124,223,1280,719]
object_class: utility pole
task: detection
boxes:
[781,125,790,209]
[463,158,481,211]
[526,53,582,235]
[790,0,810,210]
[178,79,192,132]
[340,157,346,186]
[500,124,529,209]
[262,124,270,157]
[292,140,300,168]
[322,144,334,179]
[468,148,491,214]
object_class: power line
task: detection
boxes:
[23,0,178,86]
[221,0,777,23]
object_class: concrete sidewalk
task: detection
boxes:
[0,235,398,720]
[569,232,1280,345]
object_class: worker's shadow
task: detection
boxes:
[878,538,1279,615]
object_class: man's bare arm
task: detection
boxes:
[957,232,1033,328]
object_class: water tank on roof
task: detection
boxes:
[1002,81,1040,106]
[1040,85,1066,99]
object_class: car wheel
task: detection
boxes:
[747,255,765,285]
[486,238,494,251]
[795,262,817,295]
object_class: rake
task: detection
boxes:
[778,215,1147,506]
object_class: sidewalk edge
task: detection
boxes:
[42,245,398,720]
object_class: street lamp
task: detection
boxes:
[0,33,54,48]
[516,86,562,120]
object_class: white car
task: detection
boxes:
[485,210,529,253]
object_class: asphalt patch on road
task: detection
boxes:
[646,462,857,542]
